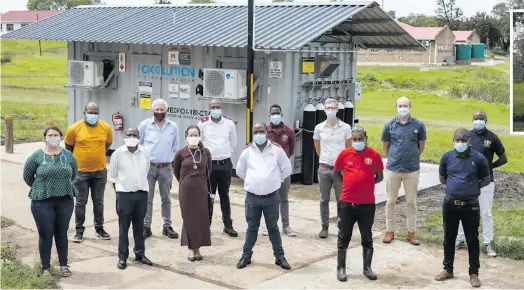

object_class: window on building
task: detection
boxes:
[21,23,28,27]
[370,49,380,52]
[6,24,14,31]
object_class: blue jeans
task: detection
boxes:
[242,191,284,260]
[74,169,107,232]
[31,196,74,269]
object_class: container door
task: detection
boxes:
[130,54,163,128]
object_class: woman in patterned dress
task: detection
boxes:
[23,125,78,277]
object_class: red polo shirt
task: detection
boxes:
[267,122,296,158]
[334,146,384,204]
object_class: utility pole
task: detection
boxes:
[246,0,254,144]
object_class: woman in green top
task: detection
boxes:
[23,125,78,277]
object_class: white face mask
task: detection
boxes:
[187,136,200,146]
[124,137,139,147]
[46,137,61,148]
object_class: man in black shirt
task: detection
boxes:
[435,128,490,288]
[455,110,508,257]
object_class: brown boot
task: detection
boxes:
[382,232,394,243]
[435,270,454,281]
[407,232,420,246]
[470,274,481,288]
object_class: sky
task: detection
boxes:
[0,0,505,17]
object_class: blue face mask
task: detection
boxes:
[397,107,409,117]
[253,134,267,145]
[270,114,282,125]
[210,109,222,119]
[473,120,486,130]
[454,142,468,153]
[85,114,99,126]
[352,142,365,151]
[326,111,337,119]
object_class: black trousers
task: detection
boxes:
[116,191,147,260]
[442,199,480,275]
[208,158,233,228]
[337,202,375,250]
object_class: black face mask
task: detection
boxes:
[154,112,166,122]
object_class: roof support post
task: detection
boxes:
[246,0,255,145]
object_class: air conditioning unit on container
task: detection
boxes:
[68,60,104,87]
[203,68,246,100]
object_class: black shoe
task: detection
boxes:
[73,232,83,243]
[135,256,153,266]
[162,226,179,239]
[224,227,238,237]
[363,248,377,280]
[236,257,251,269]
[96,229,111,240]
[337,249,348,282]
[117,259,127,269]
[143,226,152,239]
[275,257,291,270]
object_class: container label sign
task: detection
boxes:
[168,83,179,98]
[269,61,282,78]
[302,57,315,74]
[168,50,192,66]
[179,84,190,99]
[167,107,209,121]
[139,81,153,110]
[137,65,195,78]
[119,53,126,72]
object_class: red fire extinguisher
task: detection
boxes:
[112,111,124,131]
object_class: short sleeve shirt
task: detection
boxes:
[381,116,426,173]
[267,122,296,158]
[64,120,113,172]
[439,149,491,200]
[334,147,384,204]
[470,129,505,182]
[313,119,352,166]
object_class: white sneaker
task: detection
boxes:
[485,243,497,257]
[455,240,465,250]
[42,269,52,277]
[262,230,269,236]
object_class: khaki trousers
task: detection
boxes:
[385,170,420,232]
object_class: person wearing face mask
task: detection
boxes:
[313,98,352,239]
[265,104,296,237]
[138,98,180,240]
[197,99,238,237]
[173,125,212,261]
[333,127,384,282]
[454,110,508,257]
[235,123,293,270]
[23,126,78,277]
[435,128,490,288]
[381,96,427,245]
[109,128,153,270]
[65,102,113,243]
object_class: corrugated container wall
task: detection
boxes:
[67,42,356,174]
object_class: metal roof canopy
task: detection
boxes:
[1,1,424,51]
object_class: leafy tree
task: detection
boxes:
[27,0,103,10]
[155,0,172,3]
[386,10,396,19]
[435,0,464,30]
[398,13,439,27]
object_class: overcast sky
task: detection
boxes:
[0,0,504,17]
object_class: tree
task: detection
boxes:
[435,0,464,30]
[398,13,439,27]
[27,0,103,10]
[386,10,396,19]
[155,0,171,3]
[188,0,215,3]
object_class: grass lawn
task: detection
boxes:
[513,82,524,132]
[1,217,59,289]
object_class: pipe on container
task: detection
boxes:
[343,100,355,127]
[301,104,317,185]
[314,103,326,184]
[336,101,345,122]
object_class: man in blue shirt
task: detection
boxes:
[435,128,490,288]
[455,110,508,257]
[138,98,179,240]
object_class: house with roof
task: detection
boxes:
[453,30,480,44]
[358,21,455,64]
[0,10,61,35]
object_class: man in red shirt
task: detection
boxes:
[333,126,384,282]
[266,104,297,237]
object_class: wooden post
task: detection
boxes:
[4,116,14,153]
[37,14,42,56]
[45,121,54,126]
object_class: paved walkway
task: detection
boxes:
[2,143,524,289]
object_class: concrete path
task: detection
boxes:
[2,143,524,289]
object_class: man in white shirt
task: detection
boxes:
[198,99,238,237]
[109,128,153,270]
[235,123,292,271]
[313,98,352,239]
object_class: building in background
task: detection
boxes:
[358,21,456,65]
[453,30,481,44]
[1,11,61,35]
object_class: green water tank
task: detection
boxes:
[455,44,472,61]
[471,44,485,59]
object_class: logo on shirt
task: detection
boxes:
[472,161,475,166]
[281,134,288,142]
[483,140,491,148]
[414,129,418,134]
[364,158,372,165]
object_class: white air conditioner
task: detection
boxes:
[421,40,430,47]
[68,60,104,87]
[203,68,246,100]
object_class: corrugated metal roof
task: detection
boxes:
[2,1,423,50]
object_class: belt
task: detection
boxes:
[212,158,230,165]
[319,163,334,170]
[248,191,277,198]
[445,196,479,206]
[150,162,171,168]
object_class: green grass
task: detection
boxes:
[399,205,524,260]
[1,217,15,228]
[0,39,66,54]
[513,82,524,132]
